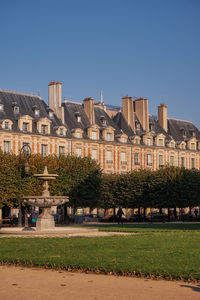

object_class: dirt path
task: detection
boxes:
[0,266,199,300]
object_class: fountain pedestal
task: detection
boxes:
[23,166,68,231]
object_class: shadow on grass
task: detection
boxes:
[180,285,200,293]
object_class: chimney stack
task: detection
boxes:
[122,96,135,132]
[48,81,63,122]
[134,98,149,132]
[84,97,95,125]
[158,104,168,132]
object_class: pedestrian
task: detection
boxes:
[194,209,198,220]
[117,207,124,224]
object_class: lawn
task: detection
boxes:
[0,224,200,281]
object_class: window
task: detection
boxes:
[13,106,19,114]
[22,122,29,132]
[121,152,127,165]
[41,144,48,157]
[147,154,152,166]
[49,111,54,119]
[76,131,81,138]
[59,128,64,136]
[106,150,113,164]
[59,146,65,155]
[91,149,98,162]
[0,104,4,111]
[77,115,81,122]
[158,139,164,146]
[191,158,195,169]
[34,109,40,117]
[181,157,185,167]
[135,139,139,145]
[121,137,126,143]
[159,155,164,167]
[4,141,10,153]
[191,143,195,150]
[75,148,82,157]
[106,133,112,141]
[41,125,47,134]
[134,153,140,165]
[147,138,151,146]
[91,131,97,140]
[170,156,174,166]
[4,121,9,130]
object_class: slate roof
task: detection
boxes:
[168,118,200,142]
[0,89,69,137]
[62,102,122,141]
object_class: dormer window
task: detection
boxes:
[5,121,9,130]
[106,132,112,141]
[92,130,97,140]
[136,121,140,130]
[100,116,106,126]
[41,124,47,134]
[147,138,151,146]
[60,128,64,136]
[0,104,4,111]
[190,130,195,137]
[121,137,126,143]
[22,122,29,132]
[180,128,186,137]
[35,109,40,117]
[75,112,81,122]
[49,111,54,119]
[149,123,154,131]
[14,106,19,114]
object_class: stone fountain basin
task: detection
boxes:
[23,196,68,208]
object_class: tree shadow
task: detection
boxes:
[180,284,200,293]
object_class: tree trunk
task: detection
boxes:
[159,208,162,214]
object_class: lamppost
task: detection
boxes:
[18,144,32,227]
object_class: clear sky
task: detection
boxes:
[1,0,200,128]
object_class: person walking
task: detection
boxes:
[117,207,124,224]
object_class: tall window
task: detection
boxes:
[92,131,97,140]
[4,141,10,153]
[23,122,29,132]
[41,125,47,134]
[121,152,127,164]
[170,156,174,166]
[106,150,112,163]
[91,149,98,162]
[159,155,164,167]
[41,144,48,157]
[191,158,195,169]
[181,157,185,167]
[59,128,64,136]
[147,138,151,146]
[147,154,152,166]
[59,146,65,155]
[134,153,140,165]
[106,133,112,141]
[4,121,9,130]
[76,148,82,157]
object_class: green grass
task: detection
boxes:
[84,223,200,233]
[0,225,200,281]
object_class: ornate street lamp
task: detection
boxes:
[18,144,32,227]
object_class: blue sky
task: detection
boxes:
[1,0,200,128]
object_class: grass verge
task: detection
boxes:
[0,228,200,282]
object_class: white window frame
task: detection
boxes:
[41,144,48,157]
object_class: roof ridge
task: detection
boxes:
[168,118,193,124]
[0,89,42,100]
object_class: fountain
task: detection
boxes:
[23,166,68,231]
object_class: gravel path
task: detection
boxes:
[0,265,199,300]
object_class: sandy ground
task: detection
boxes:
[0,266,199,300]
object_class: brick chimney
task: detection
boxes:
[158,104,168,132]
[84,97,95,125]
[134,98,149,132]
[48,81,63,122]
[122,96,135,132]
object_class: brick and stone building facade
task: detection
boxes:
[0,82,200,172]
